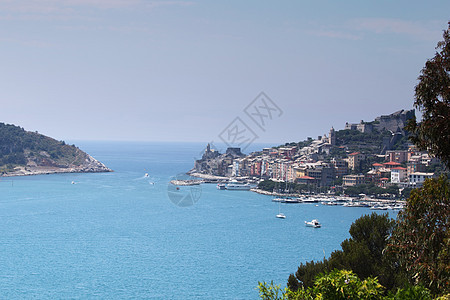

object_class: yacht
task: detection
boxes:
[225,180,252,191]
[305,219,321,228]
[284,198,301,204]
[370,204,388,210]
[302,197,319,203]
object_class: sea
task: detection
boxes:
[0,141,398,299]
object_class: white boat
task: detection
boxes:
[144,173,149,177]
[217,183,226,190]
[284,198,301,204]
[272,198,285,202]
[392,204,404,210]
[302,197,319,203]
[225,180,252,190]
[305,219,321,228]
[370,204,388,210]
[276,202,286,219]
[344,201,369,207]
[276,213,286,219]
[322,201,338,206]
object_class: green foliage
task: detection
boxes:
[335,129,395,153]
[258,180,278,192]
[388,175,450,295]
[313,269,384,300]
[0,122,84,170]
[291,260,330,290]
[261,270,385,300]
[387,285,432,300]
[345,183,399,198]
[258,180,313,194]
[257,281,288,300]
[406,22,450,169]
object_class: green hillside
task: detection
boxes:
[0,122,109,174]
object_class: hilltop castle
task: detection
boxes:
[345,109,415,134]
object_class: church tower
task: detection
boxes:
[329,127,336,145]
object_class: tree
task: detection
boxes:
[406,22,450,169]
[288,213,403,292]
[387,175,450,295]
[261,270,385,300]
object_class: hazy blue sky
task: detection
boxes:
[1,0,449,145]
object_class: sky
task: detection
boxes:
[1,0,449,146]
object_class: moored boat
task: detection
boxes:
[225,180,252,191]
[217,183,226,190]
[305,219,321,228]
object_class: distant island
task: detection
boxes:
[0,122,112,177]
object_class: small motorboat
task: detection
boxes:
[305,219,321,228]
[276,213,286,219]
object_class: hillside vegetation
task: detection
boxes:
[0,122,110,175]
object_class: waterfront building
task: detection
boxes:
[297,175,316,185]
[343,174,366,186]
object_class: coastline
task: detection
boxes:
[0,166,113,177]
[187,171,229,181]
[250,188,301,197]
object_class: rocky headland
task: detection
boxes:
[0,122,112,177]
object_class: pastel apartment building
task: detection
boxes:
[347,152,365,171]
[391,167,407,183]
[343,174,366,186]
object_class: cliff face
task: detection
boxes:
[0,122,112,176]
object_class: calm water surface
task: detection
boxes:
[0,142,397,299]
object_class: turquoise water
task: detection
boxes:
[0,142,397,299]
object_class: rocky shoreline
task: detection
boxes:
[0,154,112,177]
[187,171,229,181]
[1,166,112,177]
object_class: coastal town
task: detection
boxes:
[188,109,442,197]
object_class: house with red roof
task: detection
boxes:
[383,161,402,170]
[391,167,407,183]
[372,163,383,170]
[297,175,316,185]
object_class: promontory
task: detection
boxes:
[0,122,112,177]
